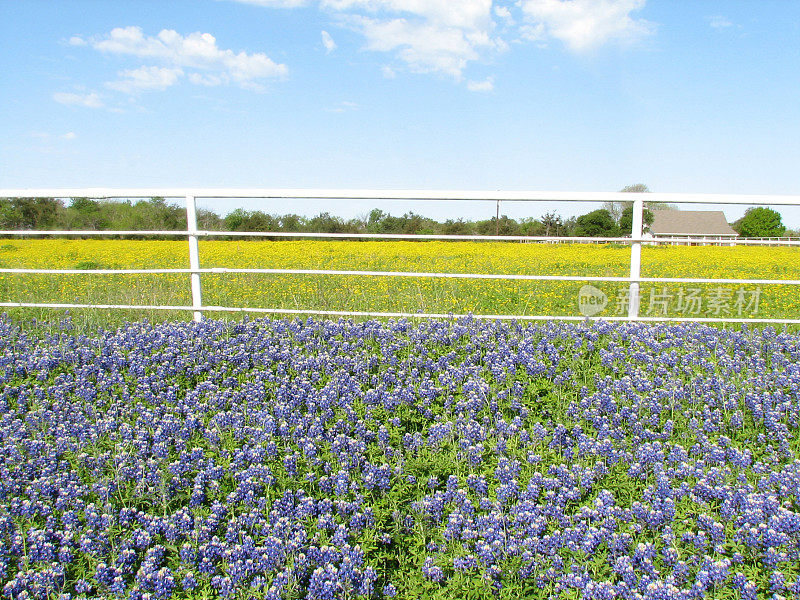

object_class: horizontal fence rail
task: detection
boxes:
[3,187,800,205]
[1,188,800,324]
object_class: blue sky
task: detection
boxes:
[1,1,799,225]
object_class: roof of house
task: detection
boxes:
[649,210,739,236]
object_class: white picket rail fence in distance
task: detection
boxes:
[1,188,800,324]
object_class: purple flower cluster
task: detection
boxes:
[0,315,798,599]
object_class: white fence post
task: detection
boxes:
[627,196,644,320]
[186,195,203,322]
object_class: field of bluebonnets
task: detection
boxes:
[1,314,800,600]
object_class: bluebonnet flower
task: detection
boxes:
[2,316,800,598]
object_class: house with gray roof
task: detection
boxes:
[647,210,738,245]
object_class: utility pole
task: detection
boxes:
[495,199,500,236]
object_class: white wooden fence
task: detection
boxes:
[1,188,799,324]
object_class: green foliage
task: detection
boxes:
[574,209,620,237]
[441,219,474,235]
[540,212,563,236]
[0,191,719,241]
[0,197,63,229]
[734,207,786,237]
[224,208,279,232]
[619,206,655,234]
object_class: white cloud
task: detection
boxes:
[60,132,78,140]
[467,77,494,92]
[225,0,656,85]
[494,5,513,23]
[188,72,225,86]
[324,100,359,112]
[335,1,500,79]
[68,36,87,46]
[87,26,287,92]
[322,30,337,53]
[53,91,104,108]
[520,0,653,52]
[230,0,498,79]
[351,16,485,78]
[708,16,733,29]
[107,66,184,93]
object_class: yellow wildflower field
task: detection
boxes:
[0,238,798,322]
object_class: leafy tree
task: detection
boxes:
[308,212,347,233]
[442,219,474,235]
[224,208,249,231]
[475,215,520,236]
[399,212,436,235]
[519,218,545,236]
[279,214,303,232]
[620,183,650,193]
[496,215,521,236]
[603,184,649,222]
[574,209,620,237]
[0,199,24,229]
[0,197,63,229]
[619,205,654,234]
[734,207,786,237]
[366,209,389,232]
[197,208,224,231]
[541,211,563,236]
[224,209,279,232]
[65,197,109,230]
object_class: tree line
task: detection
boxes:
[0,187,793,238]
[0,196,645,237]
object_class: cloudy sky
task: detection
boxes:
[1,1,799,223]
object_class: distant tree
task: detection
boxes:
[366,209,389,233]
[0,197,63,229]
[442,219,473,235]
[562,216,577,236]
[541,211,563,236]
[604,184,650,223]
[574,209,620,237]
[344,217,365,233]
[475,215,520,236]
[619,205,654,234]
[519,218,545,236]
[308,212,348,233]
[64,197,109,230]
[0,199,24,229]
[279,214,303,232]
[496,215,521,236]
[620,183,650,194]
[197,208,224,230]
[605,184,675,232]
[734,207,786,237]
[131,197,185,230]
[223,208,248,231]
[399,212,429,234]
[224,209,279,232]
[475,219,495,236]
